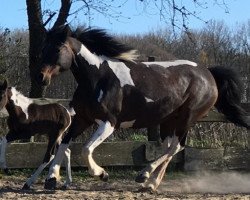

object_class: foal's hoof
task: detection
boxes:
[99,171,109,182]
[22,183,31,190]
[44,177,57,190]
[135,174,148,183]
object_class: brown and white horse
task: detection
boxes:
[38,25,249,191]
[0,80,73,190]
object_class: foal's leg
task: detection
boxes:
[82,120,114,181]
[45,116,90,190]
[22,137,57,190]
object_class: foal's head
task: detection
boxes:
[0,80,8,110]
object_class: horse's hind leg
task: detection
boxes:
[136,134,183,184]
[135,111,189,187]
[143,133,187,191]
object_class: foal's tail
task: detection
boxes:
[208,66,250,129]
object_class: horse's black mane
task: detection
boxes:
[72,27,134,58]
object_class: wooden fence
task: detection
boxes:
[0,99,249,171]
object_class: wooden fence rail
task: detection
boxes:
[3,142,250,171]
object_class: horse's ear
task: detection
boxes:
[57,24,72,42]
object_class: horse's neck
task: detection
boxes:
[5,100,20,117]
[71,55,100,90]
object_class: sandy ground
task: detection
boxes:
[0,171,250,200]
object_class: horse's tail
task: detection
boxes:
[208,66,250,129]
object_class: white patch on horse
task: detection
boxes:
[68,107,76,116]
[10,87,33,119]
[107,60,135,87]
[145,97,154,102]
[83,121,115,176]
[120,120,136,128]
[77,44,135,87]
[142,60,197,68]
[48,143,69,180]
[97,90,103,102]
[77,44,105,68]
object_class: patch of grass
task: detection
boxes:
[130,134,147,141]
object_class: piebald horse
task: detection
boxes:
[38,25,249,191]
[0,80,73,190]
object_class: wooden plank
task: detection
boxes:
[4,142,150,168]
[184,146,250,171]
[4,142,249,171]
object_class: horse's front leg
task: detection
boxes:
[82,120,114,181]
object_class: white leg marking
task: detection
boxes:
[63,148,72,187]
[0,136,8,169]
[144,159,171,191]
[25,155,55,187]
[83,121,114,176]
[141,136,184,179]
[47,143,69,180]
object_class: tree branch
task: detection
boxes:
[53,0,72,28]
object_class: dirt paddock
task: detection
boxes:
[0,170,250,200]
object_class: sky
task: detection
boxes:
[0,0,250,34]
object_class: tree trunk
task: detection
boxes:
[26,0,72,97]
[26,0,46,97]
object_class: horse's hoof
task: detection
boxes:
[135,174,148,183]
[22,183,31,190]
[44,177,57,190]
[99,171,109,182]
[137,186,155,194]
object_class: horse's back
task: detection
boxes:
[28,103,71,129]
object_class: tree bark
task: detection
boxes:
[26,0,46,97]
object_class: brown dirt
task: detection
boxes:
[0,171,250,200]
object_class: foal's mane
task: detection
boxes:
[72,27,139,61]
